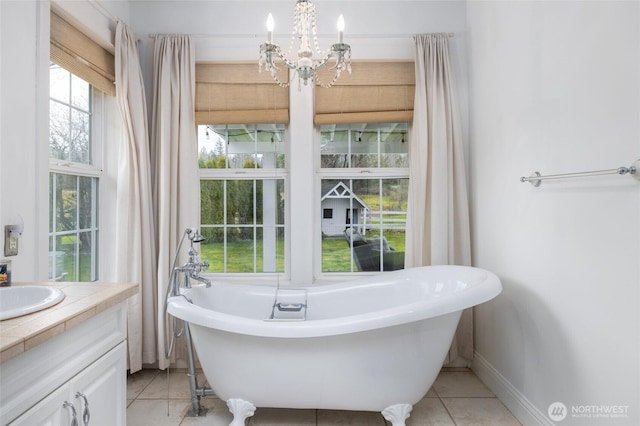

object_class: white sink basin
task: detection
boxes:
[0,286,66,320]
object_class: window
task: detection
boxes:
[49,65,100,281]
[199,124,286,273]
[319,122,409,273]
[323,209,333,219]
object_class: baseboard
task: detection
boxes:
[472,351,552,426]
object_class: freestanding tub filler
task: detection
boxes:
[167,265,502,426]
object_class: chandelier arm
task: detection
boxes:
[259,0,352,89]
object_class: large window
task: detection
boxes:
[319,122,409,273]
[199,124,286,273]
[49,65,100,281]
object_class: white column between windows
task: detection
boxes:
[287,85,315,285]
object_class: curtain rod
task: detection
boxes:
[89,0,119,25]
[148,32,455,40]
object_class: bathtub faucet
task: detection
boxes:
[180,242,210,289]
[169,228,211,296]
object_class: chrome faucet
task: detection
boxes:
[168,228,211,297]
[163,227,211,363]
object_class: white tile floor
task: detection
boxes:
[127,368,521,425]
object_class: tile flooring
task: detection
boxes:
[127,368,521,425]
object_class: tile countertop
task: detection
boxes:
[0,282,138,364]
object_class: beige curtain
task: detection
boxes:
[406,33,473,362]
[150,35,199,369]
[114,21,158,373]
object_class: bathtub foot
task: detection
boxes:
[227,399,256,426]
[382,403,412,426]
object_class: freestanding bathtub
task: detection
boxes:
[167,265,502,426]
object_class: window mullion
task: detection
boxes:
[253,179,257,273]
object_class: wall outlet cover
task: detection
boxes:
[4,226,18,256]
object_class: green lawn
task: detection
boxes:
[199,231,405,273]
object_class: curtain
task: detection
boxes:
[150,35,199,369]
[114,21,158,373]
[406,33,473,362]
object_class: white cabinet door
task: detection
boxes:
[9,342,126,426]
[70,341,127,426]
[9,384,74,426]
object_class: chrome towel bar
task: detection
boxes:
[521,159,640,187]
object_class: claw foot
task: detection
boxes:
[382,403,412,426]
[227,398,256,426]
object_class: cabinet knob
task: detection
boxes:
[62,401,79,426]
[75,392,90,425]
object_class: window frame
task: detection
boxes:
[315,122,410,278]
[198,123,289,280]
[48,65,104,282]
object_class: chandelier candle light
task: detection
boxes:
[259,0,352,88]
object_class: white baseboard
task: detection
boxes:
[472,351,552,426]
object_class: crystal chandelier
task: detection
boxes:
[259,0,352,89]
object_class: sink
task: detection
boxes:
[0,286,66,320]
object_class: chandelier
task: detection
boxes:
[259,0,351,89]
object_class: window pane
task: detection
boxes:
[50,67,92,165]
[55,174,77,232]
[200,178,285,273]
[70,108,91,164]
[321,178,407,272]
[78,231,95,281]
[78,176,96,229]
[50,100,70,161]
[71,73,90,110]
[320,123,408,169]
[256,124,285,169]
[227,180,255,225]
[198,124,286,169]
[380,124,408,167]
[49,173,99,282]
[49,64,70,103]
[56,234,76,281]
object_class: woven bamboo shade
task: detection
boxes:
[314,61,415,125]
[50,10,115,96]
[195,63,289,124]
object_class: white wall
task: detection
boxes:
[0,0,48,281]
[467,1,640,425]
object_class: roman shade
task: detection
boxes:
[50,10,116,96]
[314,61,415,125]
[195,63,289,124]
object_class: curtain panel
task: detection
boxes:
[114,21,158,372]
[407,33,473,362]
[150,35,199,369]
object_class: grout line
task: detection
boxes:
[439,396,459,426]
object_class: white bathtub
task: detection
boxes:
[167,265,502,426]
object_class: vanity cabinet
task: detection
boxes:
[10,342,125,425]
[0,302,128,426]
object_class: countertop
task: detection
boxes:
[0,282,138,364]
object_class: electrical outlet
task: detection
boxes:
[4,226,18,256]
